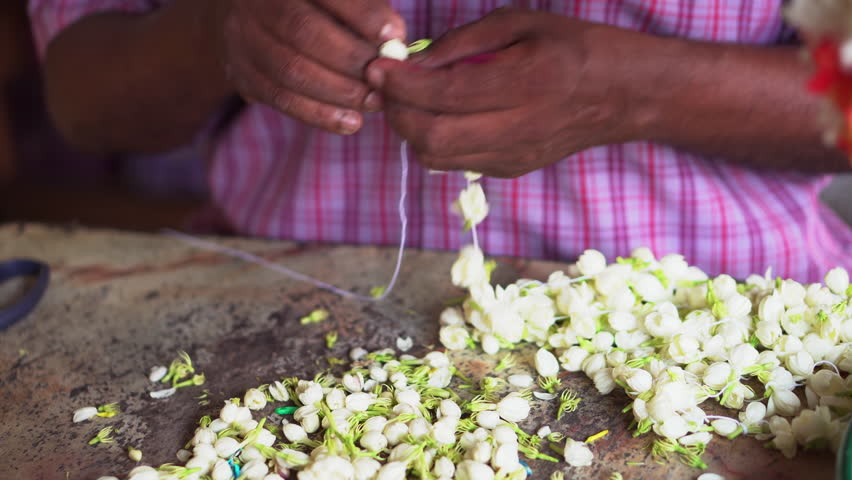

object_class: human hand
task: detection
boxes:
[366,8,649,177]
[212,0,405,134]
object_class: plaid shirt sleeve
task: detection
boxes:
[28,0,160,57]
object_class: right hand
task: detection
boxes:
[212,0,406,135]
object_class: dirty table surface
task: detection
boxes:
[0,224,835,480]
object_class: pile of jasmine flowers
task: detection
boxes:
[95,348,587,480]
[443,172,852,466]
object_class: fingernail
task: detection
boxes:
[339,110,361,135]
[379,23,403,42]
[364,92,382,112]
[367,66,385,88]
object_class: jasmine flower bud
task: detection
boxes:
[434,456,456,478]
[244,388,267,410]
[770,390,801,417]
[625,369,653,394]
[267,381,289,402]
[711,418,739,436]
[537,426,552,438]
[176,449,192,462]
[786,351,815,377]
[350,347,368,361]
[301,413,320,433]
[476,410,500,430]
[644,310,680,338]
[809,369,844,396]
[325,388,346,410]
[481,334,500,355]
[428,366,453,388]
[668,334,701,364]
[741,401,767,426]
[364,415,388,432]
[755,320,783,348]
[395,388,421,406]
[633,273,668,303]
[493,425,518,445]
[379,39,409,61]
[439,399,462,419]
[825,267,850,295]
[452,245,487,289]
[455,460,495,480]
[383,421,409,446]
[581,353,607,377]
[592,368,616,395]
[563,438,594,467]
[508,374,534,388]
[535,348,560,377]
[559,347,590,372]
[780,280,807,307]
[128,466,159,480]
[296,380,324,406]
[496,393,530,422]
[606,350,628,367]
[432,417,459,445]
[655,415,689,440]
[679,431,712,446]
[729,344,760,372]
[283,423,308,443]
[213,436,240,458]
[240,445,264,462]
[375,461,408,480]
[191,427,217,446]
[702,362,733,390]
[241,459,268,480]
[148,365,167,382]
[353,457,382,480]
[466,441,492,463]
[440,326,471,351]
[360,430,388,451]
[576,249,607,276]
[491,443,520,470]
[219,402,240,423]
[73,406,98,423]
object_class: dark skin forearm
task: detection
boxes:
[370,9,850,177]
[623,33,850,172]
[43,0,233,154]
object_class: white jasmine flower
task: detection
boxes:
[729,344,760,372]
[493,425,518,445]
[353,457,381,480]
[363,415,388,432]
[241,459,268,480]
[323,388,345,410]
[755,320,783,348]
[791,406,834,445]
[369,366,389,383]
[396,336,413,352]
[428,366,453,388]
[780,280,807,307]
[497,393,530,422]
[209,419,229,433]
[379,39,409,60]
[473,410,498,430]
[341,373,364,393]
[240,445,264,462]
[711,418,739,436]
[296,381,324,406]
[210,460,232,480]
[243,388,267,411]
[560,346,590,372]
[481,334,500,355]
[383,422,409,446]
[344,392,373,412]
[758,350,781,369]
[712,275,738,300]
[491,443,520,470]
[724,294,752,318]
[266,381,289,402]
[455,460,495,480]
[176,449,192,462]
[644,310,681,338]
[825,267,850,295]
[593,368,616,395]
[668,334,701,363]
[721,382,753,410]
[581,353,607,377]
[615,330,650,351]
[440,326,471,351]
[606,350,628,367]
[432,417,459,445]
[660,254,689,282]
[508,374,534,388]
[433,456,456,478]
[774,430,798,459]
[482,307,524,344]
[741,401,767,426]
[633,273,668,303]
[214,437,240,458]
[148,365,167,383]
[535,348,560,377]
[809,369,844,396]
[349,347,368,361]
[631,247,657,263]
[774,335,804,359]
[359,431,388,451]
[425,351,450,368]
[191,427,217,446]
[625,369,653,394]
[592,331,615,352]
[786,351,815,377]
[679,431,712,446]
[408,417,431,440]
[451,246,487,289]
[576,249,607,276]
[769,389,802,417]
[73,406,99,423]
[563,438,594,467]
[454,183,489,228]
[608,311,637,331]
[466,441,492,463]
[606,285,636,312]
[283,423,308,443]
[655,415,689,440]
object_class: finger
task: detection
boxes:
[415,151,531,178]
[249,25,375,111]
[385,102,538,157]
[411,8,531,68]
[310,0,406,43]
[369,45,531,114]
[261,1,378,78]
[231,55,363,135]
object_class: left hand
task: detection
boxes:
[366,8,650,177]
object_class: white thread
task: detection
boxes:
[813,360,841,375]
[165,140,410,302]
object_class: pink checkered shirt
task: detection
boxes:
[29,0,852,282]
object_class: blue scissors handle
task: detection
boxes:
[0,258,50,331]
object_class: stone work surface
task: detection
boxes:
[0,224,834,479]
